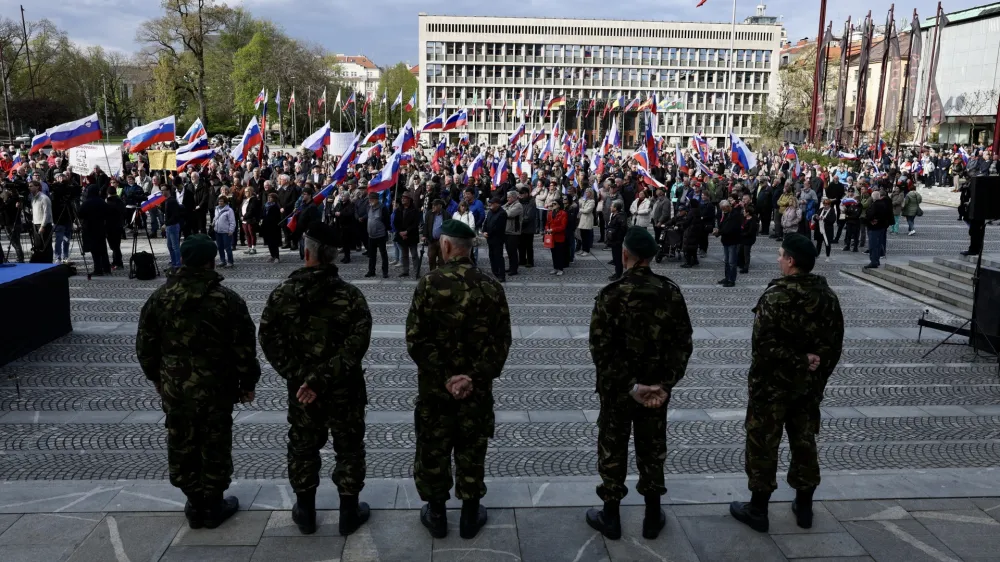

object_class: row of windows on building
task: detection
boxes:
[423,23,776,43]
[424,65,771,85]
[424,42,773,64]
[444,109,756,130]
[423,88,767,108]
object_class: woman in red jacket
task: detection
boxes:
[545,198,568,276]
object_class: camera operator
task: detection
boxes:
[50,172,82,264]
[0,180,25,263]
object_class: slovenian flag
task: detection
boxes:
[229,116,262,163]
[676,146,689,174]
[176,136,209,155]
[403,92,416,113]
[633,147,649,169]
[508,122,525,146]
[48,113,103,151]
[342,92,356,112]
[465,153,485,183]
[182,118,207,142]
[141,190,167,212]
[29,133,49,155]
[691,134,709,161]
[302,122,332,157]
[127,116,175,153]
[312,134,360,205]
[363,123,388,144]
[392,119,417,153]
[493,153,509,187]
[421,111,445,132]
[636,166,665,189]
[431,138,446,172]
[356,143,382,165]
[539,136,553,160]
[530,128,546,146]
[644,118,659,169]
[729,131,757,171]
[253,88,267,110]
[442,109,467,131]
[176,148,216,172]
[367,151,402,193]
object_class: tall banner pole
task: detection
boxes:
[894,9,919,156]
[872,4,895,146]
[809,0,828,144]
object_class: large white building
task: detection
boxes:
[417,10,783,148]
[335,55,382,98]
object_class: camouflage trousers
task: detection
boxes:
[744,399,821,493]
[413,397,495,502]
[287,382,366,496]
[165,405,234,499]
[596,394,668,502]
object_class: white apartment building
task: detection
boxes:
[335,55,382,98]
[417,11,783,148]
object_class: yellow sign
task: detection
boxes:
[147,150,176,171]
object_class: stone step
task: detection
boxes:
[962,253,1000,270]
[885,264,975,299]
[908,260,974,286]
[846,267,973,317]
[933,257,977,275]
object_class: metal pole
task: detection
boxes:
[20,5,35,99]
[894,9,918,156]
[102,76,110,134]
[809,0,828,144]
[726,0,737,144]
[873,5,895,145]
[836,16,851,147]
[0,44,14,136]
[919,2,942,144]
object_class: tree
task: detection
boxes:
[137,0,231,126]
[370,63,418,134]
[754,47,818,149]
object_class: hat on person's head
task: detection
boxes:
[180,234,218,268]
[303,222,339,247]
[368,191,379,200]
[623,226,658,260]
[781,233,817,271]
[402,190,413,200]
[440,219,475,239]
[490,195,503,204]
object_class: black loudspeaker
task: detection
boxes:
[967,176,1000,221]
[974,266,1000,353]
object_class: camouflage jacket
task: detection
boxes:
[589,265,694,397]
[258,264,372,402]
[405,256,512,402]
[136,267,261,409]
[749,273,844,403]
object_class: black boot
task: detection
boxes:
[421,501,448,539]
[729,492,770,533]
[183,498,203,529]
[202,493,239,529]
[586,501,622,540]
[338,494,371,536]
[459,498,488,539]
[792,488,815,529]
[642,495,666,539]
[292,490,317,535]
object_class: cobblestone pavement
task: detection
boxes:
[1,205,999,560]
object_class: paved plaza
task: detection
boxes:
[1,203,999,561]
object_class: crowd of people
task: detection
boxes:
[0,131,993,282]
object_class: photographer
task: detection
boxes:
[50,173,82,264]
[0,182,25,263]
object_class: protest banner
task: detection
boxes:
[68,144,123,177]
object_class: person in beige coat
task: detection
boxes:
[577,188,596,255]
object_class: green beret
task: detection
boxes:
[304,222,339,247]
[440,219,475,239]
[781,233,817,271]
[180,234,217,267]
[623,226,658,260]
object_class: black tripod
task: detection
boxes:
[53,199,93,279]
[919,235,998,375]
[128,207,160,278]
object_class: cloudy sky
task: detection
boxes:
[7,0,949,65]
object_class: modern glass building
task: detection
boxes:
[417,12,784,148]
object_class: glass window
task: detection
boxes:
[699,48,707,62]
[611,46,621,58]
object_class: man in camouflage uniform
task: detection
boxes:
[406,219,512,540]
[258,222,373,536]
[587,226,694,540]
[136,234,260,530]
[730,232,844,532]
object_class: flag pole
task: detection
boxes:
[726,0,737,149]
[308,85,313,132]
[809,0,829,144]
[919,2,943,145]
[872,5,895,148]
[894,9,918,156]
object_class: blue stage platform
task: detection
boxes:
[0,263,72,366]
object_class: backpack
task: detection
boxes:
[129,251,157,280]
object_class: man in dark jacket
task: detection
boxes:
[825,177,845,243]
[755,182,772,237]
[715,200,742,287]
[863,191,893,269]
[105,190,128,270]
[190,173,212,235]
[49,173,81,263]
[78,185,111,275]
[393,191,421,277]
[606,200,627,280]
[483,195,507,281]
[517,187,537,268]
[739,205,760,274]
[276,175,300,249]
